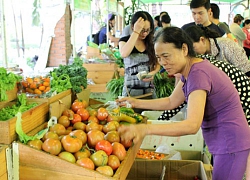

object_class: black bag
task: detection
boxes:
[93,31,100,45]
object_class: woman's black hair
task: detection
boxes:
[154,27,196,58]
[154,15,161,27]
[131,11,157,71]
[184,25,220,42]
[243,19,250,26]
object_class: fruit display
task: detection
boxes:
[17,99,145,178]
[136,149,167,160]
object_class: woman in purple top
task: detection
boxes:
[117,27,250,180]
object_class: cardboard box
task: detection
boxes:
[27,89,72,105]
[0,145,8,180]
[140,119,204,152]
[126,159,207,180]
[0,102,49,144]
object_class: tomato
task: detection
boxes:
[61,135,83,153]
[107,115,120,122]
[58,151,76,163]
[76,157,95,170]
[88,109,97,116]
[111,142,127,161]
[74,148,91,160]
[97,107,109,121]
[95,140,113,156]
[104,130,120,143]
[27,139,43,150]
[108,155,120,170]
[49,124,66,136]
[77,108,90,121]
[90,150,108,167]
[73,122,86,131]
[42,131,59,141]
[96,165,114,177]
[88,115,99,124]
[71,101,85,113]
[58,115,70,128]
[69,130,87,145]
[42,132,58,141]
[71,114,82,124]
[120,138,133,149]
[62,109,74,120]
[86,122,103,132]
[102,121,119,133]
[42,138,62,155]
[87,130,105,148]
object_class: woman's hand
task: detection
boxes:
[133,17,145,34]
[118,124,148,144]
[116,97,138,108]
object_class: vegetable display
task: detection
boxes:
[0,93,38,121]
[0,67,22,101]
[16,98,146,177]
[50,57,88,93]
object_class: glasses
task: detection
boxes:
[140,29,151,34]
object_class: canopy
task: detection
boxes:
[140,0,244,4]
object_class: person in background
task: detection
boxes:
[159,11,168,27]
[119,11,160,97]
[242,19,250,59]
[98,13,120,47]
[154,15,161,31]
[161,14,171,28]
[185,25,250,77]
[181,0,225,37]
[117,27,250,180]
[230,14,246,47]
[120,24,133,38]
[209,3,237,42]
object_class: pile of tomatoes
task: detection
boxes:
[21,76,50,96]
[136,149,166,160]
[26,99,132,177]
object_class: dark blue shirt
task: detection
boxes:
[181,22,225,37]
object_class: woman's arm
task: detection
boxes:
[118,89,206,144]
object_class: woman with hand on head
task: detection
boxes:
[118,27,250,180]
[119,11,160,97]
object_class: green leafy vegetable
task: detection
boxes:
[0,67,22,101]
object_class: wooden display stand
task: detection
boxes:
[0,145,8,180]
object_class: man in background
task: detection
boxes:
[209,3,238,42]
[181,0,225,37]
[230,14,246,47]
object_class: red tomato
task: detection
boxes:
[61,135,83,153]
[96,165,114,177]
[108,155,120,170]
[97,107,109,121]
[95,140,113,156]
[69,130,87,145]
[87,130,105,148]
[111,142,127,161]
[77,108,90,121]
[58,151,76,163]
[76,157,95,170]
[42,138,62,155]
[71,114,82,124]
[71,101,85,113]
[120,138,133,149]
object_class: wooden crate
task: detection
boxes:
[27,89,72,105]
[0,85,18,109]
[0,102,49,144]
[0,145,8,180]
[15,137,141,180]
[83,63,117,84]
[87,84,108,93]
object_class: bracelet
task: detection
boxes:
[133,31,140,35]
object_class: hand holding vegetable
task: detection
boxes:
[118,123,148,144]
[116,97,138,109]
